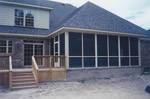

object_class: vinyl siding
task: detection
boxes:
[0,4,50,29]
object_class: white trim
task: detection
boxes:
[0,1,53,10]
[82,33,84,69]
[65,32,69,69]
[107,35,110,67]
[60,27,145,37]
[118,36,121,67]
[95,34,98,68]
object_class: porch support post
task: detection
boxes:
[65,32,69,69]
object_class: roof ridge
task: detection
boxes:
[61,2,90,26]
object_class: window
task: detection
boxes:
[15,9,24,26]
[15,9,34,27]
[25,11,34,27]
[0,40,12,54]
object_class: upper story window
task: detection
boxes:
[25,11,34,27]
[15,9,24,26]
[15,9,34,27]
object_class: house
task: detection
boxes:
[0,0,150,89]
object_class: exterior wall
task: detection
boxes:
[67,67,141,81]
[0,3,50,29]
[141,40,150,67]
[0,36,49,68]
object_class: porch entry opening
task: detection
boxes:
[24,42,44,67]
[54,36,60,67]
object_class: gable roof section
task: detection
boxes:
[0,0,77,36]
[57,2,147,36]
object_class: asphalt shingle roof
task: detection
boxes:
[0,0,148,36]
[59,2,148,36]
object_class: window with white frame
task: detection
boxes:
[68,32,140,68]
[15,9,34,27]
[0,40,12,54]
[25,11,34,27]
[15,9,24,26]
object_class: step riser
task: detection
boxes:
[11,71,36,90]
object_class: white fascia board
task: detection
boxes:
[48,27,146,37]
[0,1,53,10]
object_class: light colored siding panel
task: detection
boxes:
[35,9,49,29]
[0,4,14,26]
[0,4,50,29]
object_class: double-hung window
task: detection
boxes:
[0,40,12,54]
[15,9,24,26]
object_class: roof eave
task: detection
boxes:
[48,27,146,37]
[0,32,47,38]
[0,0,53,10]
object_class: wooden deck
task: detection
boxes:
[0,55,66,90]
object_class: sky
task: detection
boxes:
[50,0,150,30]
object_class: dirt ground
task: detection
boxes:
[0,75,150,99]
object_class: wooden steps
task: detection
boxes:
[11,71,37,90]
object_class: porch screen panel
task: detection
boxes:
[120,37,129,66]
[50,38,54,55]
[84,57,95,67]
[60,33,65,55]
[130,37,139,65]
[83,34,95,56]
[83,34,95,67]
[130,37,138,56]
[109,36,119,66]
[69,57,82,68]
[97,35,108,67]
[69,32,82,56]
[97,35,107,56]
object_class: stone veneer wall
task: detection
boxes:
[0,36,49,68]
[140,40,150,67]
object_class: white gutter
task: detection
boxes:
[0,0,53,10]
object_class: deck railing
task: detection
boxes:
[32,55,66,87]
[32,56,39,87]
[34,56,66,70]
